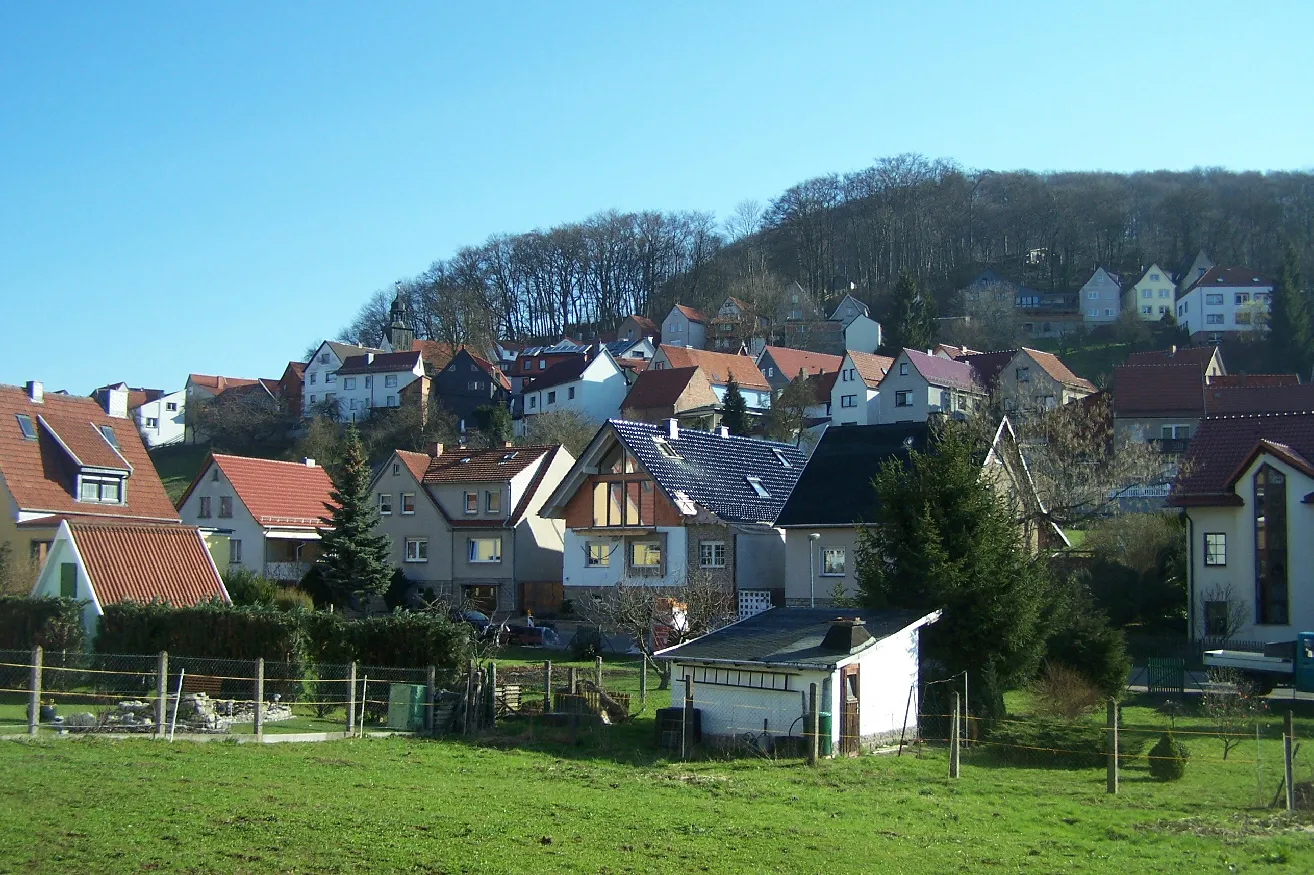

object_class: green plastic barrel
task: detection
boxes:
[818,712,832,756]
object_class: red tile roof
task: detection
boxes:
[1205,383,1314,415]
[411,340,457,372]
[0,384,179,522]
[1182,266,1275,295]
[1112,364,1206,417]
[181,454,336,527]
[760,347,843,381]
[1023,348,1097,392]
[66,520,228,608]
[847,351,896,386]
[622,367,704,410]
[906,349,980,392]
[1207,374,1299,389]
[393,450,433,483]
[1169,412,1314,506]
[420,445,555,484]
[809,370,839,404]
[1124,346,1221,371]
[658,346,770,391]
[673,304,709,324]
[187,374,261,394]
[935,343,981,358]
[624,315,659,336]
[465,349,512,391]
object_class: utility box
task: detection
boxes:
[387,683,426,731]
[818,712,832,757]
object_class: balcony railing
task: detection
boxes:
[264,561,312,582]
[1149,438,1191,454]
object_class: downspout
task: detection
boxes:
[1185,511,1195,641]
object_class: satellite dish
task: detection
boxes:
[902,436,915,448]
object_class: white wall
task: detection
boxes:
[856,625,921,739]
[134,390,186,448]
[522,356,628,425]
[662,309,706,349]
[31,525,101,638]
[302,344,344,416]
[671,663,830,742]
[562,527,688,588]
[176,461,266,577]
[843,316,882,354]
[1177,284,1272,338]
[336,363,423,422]
[877,365,932,423]
[831,362,876,426]
[1080,268,1122,325]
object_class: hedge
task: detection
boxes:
[0,596,85,651]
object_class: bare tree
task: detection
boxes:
[518,409,600,457]
[1200,582,1249,641]
[583,568,736,689]
[724,199,765,242]
[1201,667,1268,759]
[954,281,1023,352]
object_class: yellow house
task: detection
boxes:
[1125,263,1177,321]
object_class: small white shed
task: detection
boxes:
[657,608,939,755]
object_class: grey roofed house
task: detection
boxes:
[656,607,938,668]
[774,422,929,528]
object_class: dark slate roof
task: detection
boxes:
[774,422,930,527]
[609,419,806,524]
[657,608,931,667]
[524,355,592,392]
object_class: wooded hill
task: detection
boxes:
[340,155,1314,350]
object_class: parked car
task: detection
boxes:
[451,609,496,639]
[503,624,559,647]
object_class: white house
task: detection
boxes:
[302,340,382,418]
[134,388,186,447]
[1126,263,1177,321]
[876,349,984,424]
[830,351,895,426]
[1169,411,1314,642]
[31,519,228,639]
[662,305,709,350]
[828,295,883,353]
[176,453,335,582]
[657,608,940,755]
[331,350,426,421]
[1175,266,1274,345]
[1079,267,1122,326]
[520,346,630,429]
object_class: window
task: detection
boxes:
[1234,293,1250,305]
[309,395,316,404]
[1158,306,1169,315]
[379,493,393,515]
[895,391,912,407]
[771,448,792,468]
[469,537,502,563]
[699,541,727,568]
[745,476,770,498]
[686,666,790,690]
[1015,367,1030,383]
[1142,289,1152,299]
[629,541,661,568]
[365,376,372,387]
[822,548,845,576]
[1158,289,1170,298]
[568,387,576,400]
[1235,311,1252,325]
[401,493,416,515]
[15,414,35,440]
[219,497,233,518]
[591,477,654,527]
[144,417,159,428]
[98,425,119,448]
[899,362,908,376]
[386,395,397,406]
[1087,309,1098,318]
[1206,314,1225,325]
[229,539,242,563]
[384,374,398,388]
[1104,308,1114,317]
[1255,465,1288,625]
[325,371,337,383]
[79,477,122,504]
[1141,305,1153,315]
[1204,601,1231,636]
[1161,425,1191,439]
[392,463,400,476]
[652,436,682,459]
[1150,273,1160,281]
[405,538,428,562]
[60,562,77,599]
[485,490,500,513]
[528,396,537,409]
[1206,293,1224,305]
[539,360,546,370]
[467,381,483,390]
[343,377,357,390]
[1204,533,1226,566]
[198,496,212,519]
[765,367,775,377]
[547,391,556,404]
[586,543,611,567]
[309,373,317,385]
[464,492,478,514]
[349,398,359,411]
[319,352,330,364]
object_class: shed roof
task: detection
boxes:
[65,521,228,608]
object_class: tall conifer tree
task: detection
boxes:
[884,271,937,353]
[721,376,750,436]
[1268,244,1314,378]
[317,424,393,605]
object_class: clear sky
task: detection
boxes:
[2,1,1310,394]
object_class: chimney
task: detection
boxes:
[366,352,375,364]
[303,458,317,467]
[426,442,444,457]
[1169,345,1177,357]
[26,381,43,404]
[504,440,514,448]
[105,386,130,419]
[717,425,730,439]
[819,617,872,653]
[665,418,679,440]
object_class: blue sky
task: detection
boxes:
[2,1,1310,394]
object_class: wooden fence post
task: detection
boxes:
[487,662,498,728]
[346,661,357,736]
[807,683,819,766]
[425,665,436,734]
[639,656,648,708]
[568,666,577,695]
[253,658,265,741]
[595,656,603,691]
[1107,699,1119,795]
[543,660,552,713]
[948,691,960,778]
[156,651,168,739]
[28,646,42,736]
[1285,710,1295,812]
[681,674,695,761]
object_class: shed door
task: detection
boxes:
[839,664,860,757]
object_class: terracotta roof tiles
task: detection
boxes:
[1112,364,1206,417]
[1169,412,1314,506]
[421,445,555,484]
[1023,348,1096,392]
[760,347,843,381]
[182,454,336,528]
[622,367,704,410]
[847,351,896,387]
[657,346,770,391]
[66,520,228,608]
[673,304,709,324]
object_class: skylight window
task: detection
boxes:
[15,414,35,441]
[460,457,472,464]
[98,425,119,448]
[501,452,518,462]
[771,448,792,468]
[746,475,770,498]
[652,436,682,460]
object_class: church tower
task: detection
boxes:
[387,282,414,352]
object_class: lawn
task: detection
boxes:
[2,709,1313,873]
[148,444,213,503]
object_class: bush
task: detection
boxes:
[568,625,603,660]
[223,568,278,606]
[298,565,335,610]
[1030,663,1104,721]
[272,588,315,612]
[983,717,1146,769]
[0,596,85,651]
[1044,576,1131,698]
[96,601,305,662]
[383,568,412,612]
[1148,731,1189,781]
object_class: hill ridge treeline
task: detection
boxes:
[340,154,1314,350]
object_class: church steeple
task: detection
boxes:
[387,281,414,352]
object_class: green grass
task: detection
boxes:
[148,444,213,503]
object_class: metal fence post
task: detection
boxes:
[425,665,436,735]
[1285,710,1295,812]
[487,662,497,728]
[639,656,648,708]
[807,683,819,766]
[156,651,169,739]
[543,660,552,713]
[28,646,42,736]
[681,674,694,761]
[254,658,265,741]
[948,691,961,778]
[1106,699,1118,794]
[346,661,357,736]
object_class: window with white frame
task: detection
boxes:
[1204,533,1226,566]
[822,547,845,576]
[1159,289,1170,298]
[1087,291,1098,300]
[1142,305,1153,315]
[629,541,661,569]
[895,391,912,407]
[486,490,500,513]
[1207,314,1225,325]
[699,541,726,568]
[385,374,398,388]
[145,417,159,428]
[1206,293,1224,305]
[464,492,478,514]
[686,666,790,690]
[528,396,536,409]
[344,377,356,390]
[326,371,337,383]
[1142,289,1152,299]
[309,373,317,385]
[401,493,415,514]
[405,538,428,562]
[468,537,501,563]
[386,395,397,406]
[378,493,392,515]
[1150,273,1160,281]
[586,543,611,567]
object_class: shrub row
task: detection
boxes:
[0,596,85,651]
